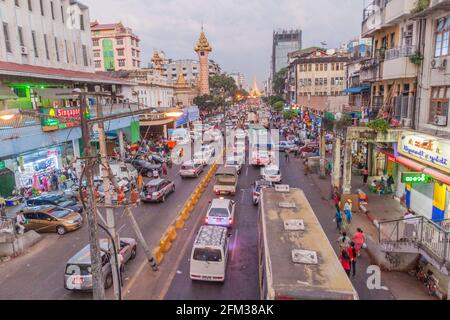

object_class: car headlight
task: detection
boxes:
[66,220,76,224]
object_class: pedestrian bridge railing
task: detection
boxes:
[378,216,450,268]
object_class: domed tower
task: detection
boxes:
[194,28,212,95]
[151,51,164,76]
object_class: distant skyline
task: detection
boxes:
[83,0,364,88]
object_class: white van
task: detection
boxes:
[189,225,230,282]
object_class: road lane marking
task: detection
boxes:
[240,189,245,202]
[231,228,239,262]
[117,224,126,233]
[245,166,249,176]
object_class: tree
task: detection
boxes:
[273,101,285,112]
[283,109,297,120]
[193,94,215,113]
[272,68,288,96]
[268,95,284,106]
[209,74,238,97]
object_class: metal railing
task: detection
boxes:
[379,216,450,266]
[385,45,417,61]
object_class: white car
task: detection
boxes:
[200,144,216,157]
[225,155,244,175]
[261,165,282,183]
[193,151,211,166]
[205,198,236,228]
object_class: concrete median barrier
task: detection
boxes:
[174,216,185,229]
[167,226,177,242]
[153,247,164,265]
[159,234,172,253]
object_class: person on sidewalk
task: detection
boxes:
[161,161,168,176]
[403,209,417,240]
[362,166,369,184]
[347,242,357,277]
[337,231,351,251]
[284,151,290,163]
[352,228,366,257]
[137,174,144,191]
[344,199,353,225]
[15,211,26,235]
[130,186,140,205]
[335,208,343,232]
[340,250,351,277]
[0,195,6,219]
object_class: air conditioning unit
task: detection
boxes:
[434,115,447,126]
[20,46,28,55]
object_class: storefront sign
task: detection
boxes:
[399,132,450,174]
[401,172,433,183]
[41,107,89,132]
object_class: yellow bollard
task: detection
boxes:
[160,234,172,253]
[153,247,164,265]
[181,210,190,221]
[175,216,185,229]
[167,226,177,242]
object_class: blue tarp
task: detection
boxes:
[342,86,370,94]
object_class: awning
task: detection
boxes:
[342,86,370,94]
[396,155,450,186]
[0,84,18,100]
[33,88,80,99]
[140,118,174,126]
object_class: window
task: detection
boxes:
[133,60,136,67]
[61,5,64,23]
[315,64,319,71]
[3,23,11,53]
[40,0,44,16]
[308,64,312,71]
[79,14,85,30]
[28,0,32,11]
[390,33,395,49]
[324,63,328,71]
[324,78,328,86]
[117,38,123,45]
[132,49,135,57]
[315,78,319,86]
[50,1,55,19]
[94,60,101,68]
[82,45,88,66]
[137,61,140,68]
[54,37,60,61]
[131,38,135,46]
[331,77,335,85]
[320,64,323,71]
[31,31,38,57]
[136,51,140,58]
[429,86,449,123]
[118,59,125,67]
[64,40,69,63]
[331,63,335,71]
[44,34,49,59]
[94,51,100,58]
[18,26,24,46]
[117,49,124,56]
[73,42,78,64]
[435,16,450,57]
[92,39,99,46]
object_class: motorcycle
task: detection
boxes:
[424,271,439,297]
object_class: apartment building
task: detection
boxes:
[287,47,350,111]
[90,21,141,71]
[0,0,93,71]
[162,59,221,84]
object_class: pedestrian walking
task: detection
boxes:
[60,173,68,190]
[284,151,290,163]
[362,166,369,184]
[352,228,366,256]
[15,211,26,235]
[335,208,343,232]
[303,162,310,176]
[344,199,353,225]
[117,187,126,205]
[162,162,168,176]
[340,250,351,277]
[347,242,357,277]
[337,231,351,251]
[130,186,140,204]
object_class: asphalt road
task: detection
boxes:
[0,162,211,300]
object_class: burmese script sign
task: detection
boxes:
[398,132,450,174]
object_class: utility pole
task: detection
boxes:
[79,92,105,300]
[96,94,121,300]
[319,122,326,178]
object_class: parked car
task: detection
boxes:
[204,198,236,228]
[141,178,175,203]
[261,165,282,183]
[22,205,83,235]
[64,238,137,291]
[126,159,162,178]
[179,161,204,178]
[252,180,273,205]
[149,154,173,167]
[278,141,296,152]
[300,144,319,155]
[225,155,244,175]
[27,194,83,213]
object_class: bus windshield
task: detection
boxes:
[193,248,222,262]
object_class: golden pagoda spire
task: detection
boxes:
[176,72,187,86]
[194,29,212,52]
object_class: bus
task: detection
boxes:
[258,186,359,300]
[249,125,276,166]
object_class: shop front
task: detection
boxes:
[395,131,450,221]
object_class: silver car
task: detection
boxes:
[179,161,204,178]
[141,179,175,203]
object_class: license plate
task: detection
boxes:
[202,276,213,280]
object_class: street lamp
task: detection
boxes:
[0,107,19,121]
[164,107,184,118]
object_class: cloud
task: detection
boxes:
[83,0,363,88]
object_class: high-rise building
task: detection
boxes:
[194,28,212,95]
[271,29,302,77]
[90,21,141,71]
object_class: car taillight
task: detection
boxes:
[229,218,233,224]
[205,217,209,224]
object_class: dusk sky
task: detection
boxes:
[84,0,364,88]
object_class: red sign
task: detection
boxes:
[388,155,396,163]
[56,108,81,118]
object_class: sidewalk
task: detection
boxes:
[307,170,436,300]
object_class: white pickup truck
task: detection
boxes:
[213,166,238,196]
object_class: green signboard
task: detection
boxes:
[0,160,5,170]
[102,39,115,71]
[401,172,433,183]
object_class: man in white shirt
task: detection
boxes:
[403,210,417,240]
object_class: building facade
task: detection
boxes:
[90,21,141,71]
[0,0,93,72]
[272,29,302,77]
[162,59,220,84]
[288,47,350,111]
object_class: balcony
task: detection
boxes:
[362,2,385,37]
[392,95,415,127]
[382,47,418,80]
[384,0,416,24]
[360,59,382,82]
